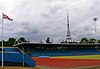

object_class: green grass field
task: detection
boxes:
[51,55,100,60]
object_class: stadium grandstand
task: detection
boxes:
[14,42,100,57]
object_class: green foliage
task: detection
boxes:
[0,37,27,46]
[46,37,50,43]
[97,40,100,43]
[89,38,96,43]
[18,37,27,42]
[0,40,6,46]
[7,38,16,46]
[80,38,88,44]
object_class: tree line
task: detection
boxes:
[0,37,26,47]
[80,38,100,44]
[1,37,100,46]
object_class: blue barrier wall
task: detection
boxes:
[0,48,36,67]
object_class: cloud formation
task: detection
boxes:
[0,0,100,42]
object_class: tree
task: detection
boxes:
[89,38,96,44]
[80,38,88,44]
[97,40,100,43]
[19,37,27,42]
[0,40,6,46]
[7,38,16,46]
[46,37,50,43]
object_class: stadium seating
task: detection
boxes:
[0,48,36,67]
[31,48,100,57]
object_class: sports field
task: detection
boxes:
[33,55,100,69]
[0,55,100,69]
[51,55,100,59]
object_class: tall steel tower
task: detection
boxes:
[66,12,72,43]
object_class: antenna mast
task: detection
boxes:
[66,11,72,43]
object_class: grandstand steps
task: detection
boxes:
[0,48,36,67]
[31,48,100,57]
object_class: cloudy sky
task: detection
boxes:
[0,0,100,42]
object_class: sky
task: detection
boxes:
[0,0,100,43]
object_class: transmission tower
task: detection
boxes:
[66,12,72,43]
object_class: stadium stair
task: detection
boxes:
[0,48,36,67]
[31,48,100,57]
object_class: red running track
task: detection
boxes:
[33,57,100,68]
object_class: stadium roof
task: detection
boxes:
[13,42,100,48]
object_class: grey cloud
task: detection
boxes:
[0,0,100,42]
